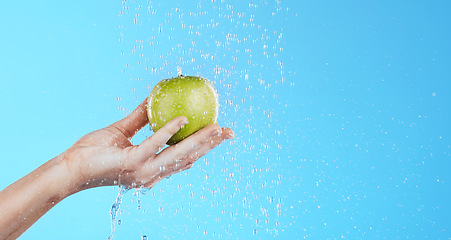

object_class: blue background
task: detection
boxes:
[1,0,450,239]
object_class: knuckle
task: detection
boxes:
[174,152,188,162]
[151,141,165,153]
[183,162,194,171]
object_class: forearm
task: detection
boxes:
[0,156,77,239]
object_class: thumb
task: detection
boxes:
[111,98,149,139]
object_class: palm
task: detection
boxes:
[64,126,133,189]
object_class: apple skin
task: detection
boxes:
[147,76,219,145]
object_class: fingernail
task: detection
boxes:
[180,119,189,127]
[225,131,235,140]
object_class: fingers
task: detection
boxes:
[153,125,234,177]
[156,124,221,162]
[179,127,234,170]
[135,116,189,159]
[110,98,149,139]
[131,125,234,188]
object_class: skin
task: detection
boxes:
[0,98,234,239]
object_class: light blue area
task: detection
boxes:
[0,0,450,239]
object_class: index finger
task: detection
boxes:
[134,116,189,160]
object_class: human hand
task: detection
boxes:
[0,98,233,239]
[61,99,234,192]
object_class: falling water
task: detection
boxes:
[113,0,294,238]
[108,186,129,240]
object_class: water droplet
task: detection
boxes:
[177,66,183,77]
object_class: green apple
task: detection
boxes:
[147,75,219,145]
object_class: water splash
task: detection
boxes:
[107,186,129,240]
[177,66,183,77]
[133,187,150,210]
[117,0,291,237]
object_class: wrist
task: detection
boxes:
[58,149,123,192]
[49,155,84,197]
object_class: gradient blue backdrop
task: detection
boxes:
[1,0,450,239]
